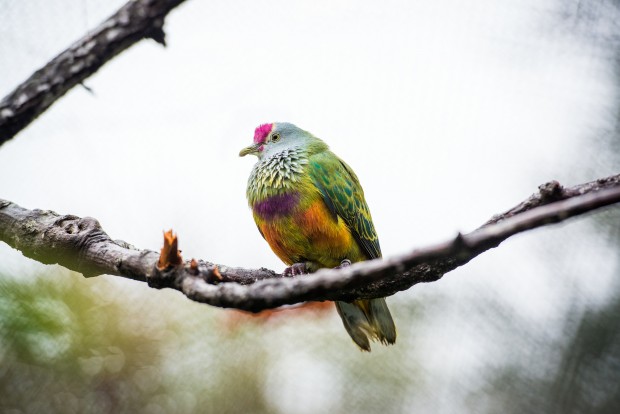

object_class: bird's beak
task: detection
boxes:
[239,143,261,157]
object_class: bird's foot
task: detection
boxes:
[284,262,307,277]
[336,259,351,269]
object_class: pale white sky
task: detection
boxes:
[0,0,618,411]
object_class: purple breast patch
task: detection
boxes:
[253,192,300,219]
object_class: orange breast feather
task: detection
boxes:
[258,198,365,269]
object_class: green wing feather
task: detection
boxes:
[308,151,382,260]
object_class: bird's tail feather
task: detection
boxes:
[335,298,396,351]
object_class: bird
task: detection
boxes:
[239,122,396,351]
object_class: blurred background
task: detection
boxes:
[1,0,619,412]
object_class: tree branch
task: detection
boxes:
[1,174,619,312]
[0,0,187,146]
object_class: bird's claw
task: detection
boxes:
[336,259,351,269]
[284,262,307,277]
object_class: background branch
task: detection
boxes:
[1,174,619,312]
[0,0,187,146]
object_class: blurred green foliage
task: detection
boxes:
[0,268,423,414]
[0,269,278,413]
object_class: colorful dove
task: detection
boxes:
[240,122,396,351]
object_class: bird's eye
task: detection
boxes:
[271,133,280,142]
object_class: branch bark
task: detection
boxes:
[1,174,619,312]
[0,0,187,146]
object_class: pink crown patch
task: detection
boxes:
[254,123,273,144]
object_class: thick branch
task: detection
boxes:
[0,0,187,146]
[1,174,619,312]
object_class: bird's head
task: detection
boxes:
[239,122,324,159]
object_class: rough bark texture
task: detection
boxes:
[0,0,187,146]
[1,174,619,312]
